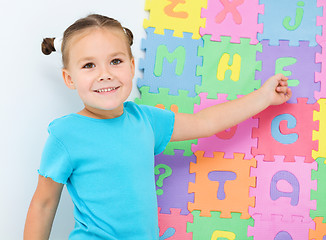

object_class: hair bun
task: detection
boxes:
[41,38,56,55]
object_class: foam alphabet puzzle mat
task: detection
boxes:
[137,0,326,239]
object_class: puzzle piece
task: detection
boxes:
[248,214,315,240]
[315,43,326,100]
[200,0,264,44]
[309,217,326,240]
[135,86,200,113]
[256,40,321,104]
[196,35,261,100]
[311,158,326,222]
[315,0,326,100]
[313,99,326,159]
[138,27,203,97]
[258,0,322,46]
[187,211,254,240]
[155,150,196,215]
[158,208,193,239]
[249,155,317,222]
[143,0,206,39]
[135,86,199,156]
[188,151,256,218]
[191,93,258,159]
[251,98,319,162]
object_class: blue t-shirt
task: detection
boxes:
[38,102,175,240]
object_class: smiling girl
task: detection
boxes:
[24,14,291,240]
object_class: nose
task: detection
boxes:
[98,66,112,81]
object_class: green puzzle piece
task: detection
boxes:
[196,36,262,100]
[135,86,200,156]
[187,211,254,240]
[311,157,326,222]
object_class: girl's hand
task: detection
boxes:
[260,73,292,106]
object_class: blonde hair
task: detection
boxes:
[41,14,134,68]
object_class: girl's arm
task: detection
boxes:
[171,73,292,142]
[24,175,63,240]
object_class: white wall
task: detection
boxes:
[0,1,147,239]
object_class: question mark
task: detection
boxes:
[154,164,172,195]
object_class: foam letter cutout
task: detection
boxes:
[275,57,299,87]
[154,45,186,77]
[271,114,299,144]
[283,1,305,31]
[164,0,188,18]
[208,171,237,200]
[274,231,293,240]
[270,170,300,206]
[215,125,238,140]
[211,230,236,240]
[215,0,244,24]
[217,53,241,82]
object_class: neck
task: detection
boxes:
[78,105,124,119]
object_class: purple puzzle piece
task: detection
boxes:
[256,40,321,104]
[155,150,196,215]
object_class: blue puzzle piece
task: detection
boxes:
[138,27,203,97]
[258,0,322,46]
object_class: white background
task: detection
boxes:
[0,0,147,239]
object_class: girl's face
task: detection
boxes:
[62,27,135,118]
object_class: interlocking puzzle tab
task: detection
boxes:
[252,98,319,162]
[309,217,326,240]
[313,99,326,159]
[196,35,261,100]
[258,0,322,46]
[311,158,326,222]
[143,0,206,39]
[316,0,326,100]
[200,0,264,44]
[188,151,256,218]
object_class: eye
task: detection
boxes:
[83,63,95,69]
[110,59,122,65]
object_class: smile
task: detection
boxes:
[94,87,119,93]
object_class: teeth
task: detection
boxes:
[96,87,117,93]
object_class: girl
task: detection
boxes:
[24,14,291,240]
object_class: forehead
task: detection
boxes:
[72,27,126,48]
[68,27,129,57]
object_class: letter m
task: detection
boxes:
[154,45,186,77]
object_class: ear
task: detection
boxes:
[130,57,135,77]
[62,69,76,90]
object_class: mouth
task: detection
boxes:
[94,86,120,93]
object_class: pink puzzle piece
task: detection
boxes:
[200,0,264,44]
[316,0,326,100]
[252,98,319,162]
[249,155,317,222]
[158,208,193,240]
[248,214,315,240]
[191,93,258,159]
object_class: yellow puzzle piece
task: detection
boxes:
[143,0,207,39]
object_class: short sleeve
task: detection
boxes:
[38,132,73,184]
[139,104,175,155]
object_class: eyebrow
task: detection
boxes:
[77,52,128,65]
